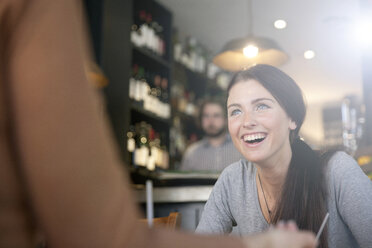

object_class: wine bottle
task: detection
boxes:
[134,121,149,167]
[129,64,139,99]
[160,77,169,103]
[147,126,156,171]
[154,75,162,99]
[126,125,136,166]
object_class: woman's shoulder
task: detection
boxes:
[324,151,362,180]
[212,159,256,199]
[218,159,255,182]
[326,151,357,169]
[222,158,253,173]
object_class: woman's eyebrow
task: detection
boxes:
[251,98,274,104]
[227,103,241,109]
[227,98,275,109]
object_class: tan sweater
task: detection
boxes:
[0,0,244,247]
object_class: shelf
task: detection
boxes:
[130,100,170,125]
[133,45,170,69]
[173,61,225,99]
[174,61,208,80]
[172,109,196,122]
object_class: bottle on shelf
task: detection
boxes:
[133,121,149,167]
[130,9,147,47]
[143,71,158,116]
[126,125,136,166]
[173,33,208,74]
[133,65,144,102]
[169,116,187,158]
[184,91,196,116]
[131,7,166,58]
[130,65,151,105]
[153,132,162,168]
[138,66,150,104]
[146,124,156,171]
[178,90,187,114]
[154,22,165,56]
[159,132,169,170]
[172,28,182,63]
[144,13,155,51]
[175,90,196,116]
[170,81,182,111]
[130,64,170,119]
[160,77,168,103]
[129,121,169,170]
[160,77,170,119]
[153,74,162,100]
[130,23,139,46]
[129,64,138,100]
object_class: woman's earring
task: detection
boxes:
[289,121,297,130]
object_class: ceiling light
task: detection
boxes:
[304,50,315,59]
[243,45,259,58]
[274,20,287,29]
[213,1,288,71]
[213,36,288,71]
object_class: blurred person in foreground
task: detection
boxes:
[0,0,317,247]
[196,64,372,248]
[180,98,243,171]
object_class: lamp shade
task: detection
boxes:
[213,36,288,71]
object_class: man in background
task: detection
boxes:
[180,98,243,171]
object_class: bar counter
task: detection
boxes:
[133,185,213,203]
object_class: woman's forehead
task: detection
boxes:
[228,80,274,101]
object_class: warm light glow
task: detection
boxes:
[274,19,287,29]
[243,45,259,58]
[304,50,315,59]
[355,18,372,47]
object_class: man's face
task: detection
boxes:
[201,103,227,137]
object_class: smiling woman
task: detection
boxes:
[196,64,372,248]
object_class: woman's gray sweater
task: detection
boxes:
[196,152,372,248]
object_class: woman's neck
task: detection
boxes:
[255,148,292,197]
[257,166,287,197]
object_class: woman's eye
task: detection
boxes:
[256,104,269,111]
[230,109,241,116]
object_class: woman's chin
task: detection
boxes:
[240,151,266,164]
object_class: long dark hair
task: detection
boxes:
[228,64,329,248]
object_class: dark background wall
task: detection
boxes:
[84,0,132,164]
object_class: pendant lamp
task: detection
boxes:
[213,0,288,71]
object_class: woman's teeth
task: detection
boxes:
[243,134,266,144]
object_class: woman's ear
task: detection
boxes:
[289,120,297,130]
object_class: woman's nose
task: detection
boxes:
[242,113,257,128]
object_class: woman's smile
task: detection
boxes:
[242,132,267,146]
